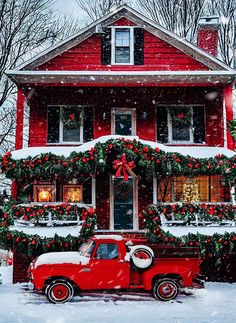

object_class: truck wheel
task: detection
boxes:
[46,280,74,304]
[130,245,154,270]
[153,279,179,301]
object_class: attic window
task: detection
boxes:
[113,28,133,64]
[102,27,144,65]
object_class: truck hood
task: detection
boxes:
[34,252,90,268]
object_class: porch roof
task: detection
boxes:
[11,135,235,160]
[5,70,235,86]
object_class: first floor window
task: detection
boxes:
[156,105,205,144]
[157,176,230,203]
[47,105,83,143]
[33,179,92,204]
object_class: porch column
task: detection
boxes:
[223,85,234,150]
[15,88,25,150]
[153,176,157,205]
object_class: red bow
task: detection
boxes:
[113,154,136,181]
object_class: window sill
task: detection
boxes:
[47,142,83,146]
[165,143,207,146]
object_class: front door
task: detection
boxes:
[112,178,134,230]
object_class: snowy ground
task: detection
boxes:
[0,266,236,323]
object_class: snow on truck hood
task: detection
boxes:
[34,252,90,268]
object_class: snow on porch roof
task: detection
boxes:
[11,136,235,160]
[5,70,236,85]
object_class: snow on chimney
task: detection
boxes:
[198,16,219,57]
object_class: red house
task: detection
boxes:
[5,5,236,234]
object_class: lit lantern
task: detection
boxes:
[63,185,83,203]
[34,185,55,202]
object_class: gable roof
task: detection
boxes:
[14,4,232,72]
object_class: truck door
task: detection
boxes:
[91,243,129,289]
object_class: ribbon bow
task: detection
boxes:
[113,153,136,181]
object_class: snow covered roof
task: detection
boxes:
[93,235,124,241]
[6,5,233,74]
[6,70,235,85]
[11,135,235,160]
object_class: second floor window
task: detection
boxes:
[156,105,205,144]
[111,108,136,136]
[47,105,83,144]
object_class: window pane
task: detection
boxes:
[115,47,130,63]
[170,107,192,142]
[95,244,119,260]
[63,106,81,142]
[47,107,60,143]
[115,112,132,135]
[172,126,190,141]
[115,30,130,47]
[157,177,171,202]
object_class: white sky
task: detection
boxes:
[54,0,79,17]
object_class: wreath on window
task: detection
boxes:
[63,107,83,130]
[228,119,236,140]
[169,108,192,127]
[114,181,133,201]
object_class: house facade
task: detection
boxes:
[5,5,236,233]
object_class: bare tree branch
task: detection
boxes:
[0,0,81,155]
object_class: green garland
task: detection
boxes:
[159,203,236,223]
[0,203,97,255]
[141,204,236,259]
[0,203,236,259]
[1,139,236,189]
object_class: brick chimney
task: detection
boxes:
[198,16,219,57]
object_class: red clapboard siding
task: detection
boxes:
[96,174,110,229]
[29,98,47,147]
[37,25,209,71]
[110,17,137,26]
[27,87,224,148]
[205,92,224,147]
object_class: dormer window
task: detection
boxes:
[111,27,134,64]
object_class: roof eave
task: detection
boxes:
[5,70,235,86]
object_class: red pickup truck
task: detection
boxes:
[28,235,203,304]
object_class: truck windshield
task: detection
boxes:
[78,240,95,257]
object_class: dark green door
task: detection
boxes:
[113,178,133,230]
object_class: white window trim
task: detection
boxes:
[47,105,84,144]
[110,175,139,231]
[111,26,134,65]
[111,107,136,136]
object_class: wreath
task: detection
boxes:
[63,106,83,130]
[114,180,133,201]
[228,119,236,140]
[169,107,192,127]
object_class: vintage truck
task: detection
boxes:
[28,235,203,303]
